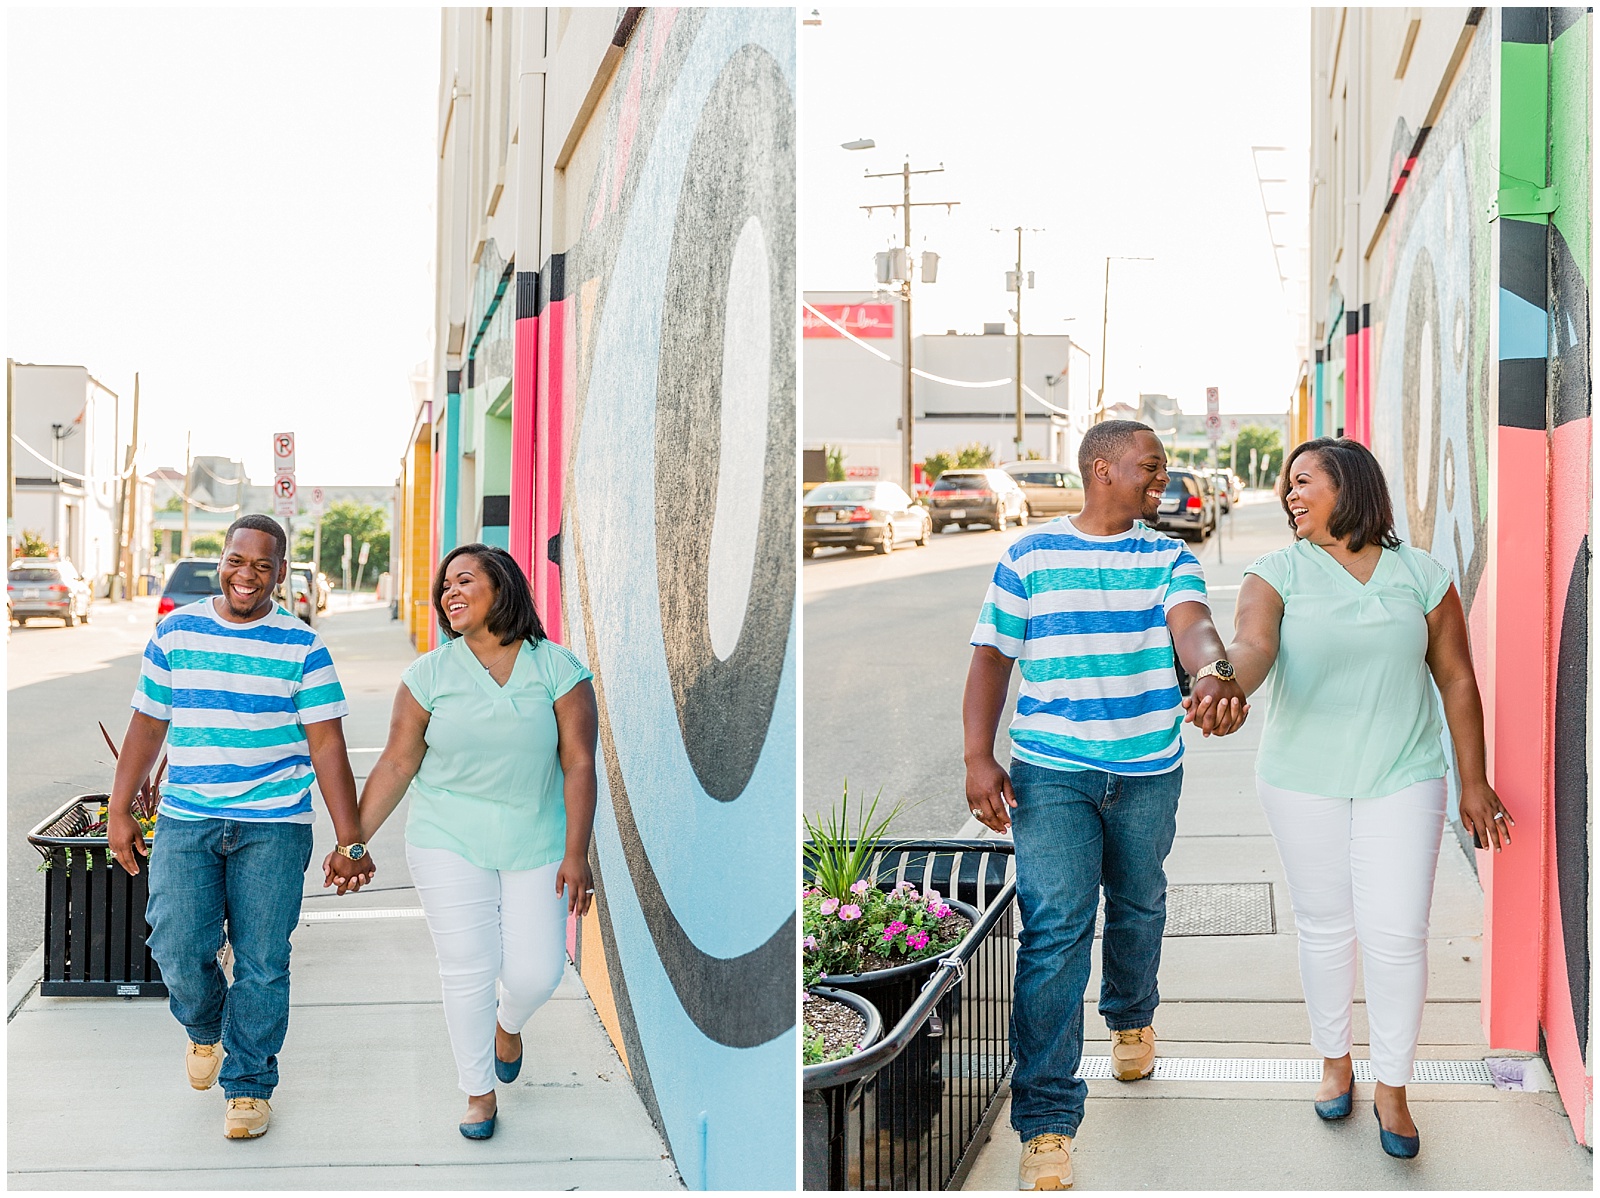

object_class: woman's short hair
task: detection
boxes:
[432,543,547,645]
[1279,437,1401,552]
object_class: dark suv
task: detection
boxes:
[1149,469,1216,541]
[157,559,223,622]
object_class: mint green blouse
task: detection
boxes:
[401,635,592,871]
[1244,539,1453,799]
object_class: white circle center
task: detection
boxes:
[706,215,771,662]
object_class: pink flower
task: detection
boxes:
[907,930,930,950]
[882,920,909,943]
[925,889,941,903]
[929,902,952,919]
[819,897,839,915]
[850,879,870,895]
[839,904,862,921]
[804,935,818,951]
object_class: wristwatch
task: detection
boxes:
[336,842,368,861]
[1194,659,1236,683]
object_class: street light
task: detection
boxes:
[1095,255,1153,423]
[840,138,875,151]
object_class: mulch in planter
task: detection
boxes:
[805,992,868,1063]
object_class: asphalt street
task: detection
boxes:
[801,493,1294,836]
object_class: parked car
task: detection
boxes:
[293,561,331,611]
[290,567,317,625]
[1208,468,1242,511]
[927,469,1029,533]
[803,480,930,557]
[8,558,93,626]
[156,558,223,622]
[1149,468,1217,541]
[1003,462,1085,519]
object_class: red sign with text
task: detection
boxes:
[804,303,896,339]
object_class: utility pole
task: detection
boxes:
[1095,255,1153,423]
[118,373,141,599]
[181,432,191,558]
[862,160,958,494]
[6,359,13,566]
[996,226,1042,461]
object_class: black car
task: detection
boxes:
[926,469,1029,533]
[157,558,223,622]
[1149,469,1217,541]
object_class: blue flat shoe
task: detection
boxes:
[494,1050,522,1083]
[459,1112,497,1140]
[1373,1103,1419,1158]
[1314,1082,1353,1120]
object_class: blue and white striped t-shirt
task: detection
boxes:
[971,517,1209,776]
[130,598,349,823]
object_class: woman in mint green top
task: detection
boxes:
[343,544,597,1141]
[1226,439,1513,1159]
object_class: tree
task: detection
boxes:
[823,445,846,482]
[955,442,995,470]
[1224,425,1284,488]
[190,534,224,556]
[922,451,954,485]
[17,530,50,558]
[294,501,391,585]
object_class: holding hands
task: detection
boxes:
[322,846,377,895]
[1181,676,1250,737]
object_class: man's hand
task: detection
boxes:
[965,754,1016,834]
[107,809,150,877]
[325,848,376,896]
[1182,675,1250,736]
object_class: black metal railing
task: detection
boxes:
[804,839,1017,1190]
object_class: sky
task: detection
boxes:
[8,8,440,486]
[800,6,1311,416]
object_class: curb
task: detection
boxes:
[7,945,44,1021]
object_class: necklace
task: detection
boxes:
[473,641,517,676]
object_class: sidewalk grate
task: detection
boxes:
[1096,882,1276,938]
[1077,1056,1494,1084]
[300,908,426,923]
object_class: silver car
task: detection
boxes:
[8,558,93,626]
[1003,462,1085,519]
[803,480,931,557]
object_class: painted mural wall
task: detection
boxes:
[540,9,797,1189]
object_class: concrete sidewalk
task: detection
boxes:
[957,717,1593,1190]
[6,604,680,1191]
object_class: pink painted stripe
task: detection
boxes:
[510,313,539,579]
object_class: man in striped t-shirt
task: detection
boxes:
[964,422,1248,1190]
[107,515,374,1141]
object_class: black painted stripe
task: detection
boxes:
[613,6,644,47]
[537,253,567,315]
[1499,358,1549,429]
[516,270,539,320]
[1551,7,1587,39]
[1361,302,1370,328]
[1500,218,1550,311]
[446,369,460,396]
[1554,537,1590,1063]
[1502,6,1550,41]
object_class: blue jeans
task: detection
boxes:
[145,816,313,1100]
[1007,759,1182,1141]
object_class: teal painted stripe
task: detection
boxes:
[296,683,345,710]
[139,676,173,705]
[165,649,300,681]
[1020,645,1176,682]
[1017,720,1181,761]
[1029,566,1173,592]
[979,603,1027,642]
[167,724,308,749]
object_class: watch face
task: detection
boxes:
[1214,660,1235,680]
[347,843,366,860]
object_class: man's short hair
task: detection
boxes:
[1078,420,1155,480]
[224,514,288,564]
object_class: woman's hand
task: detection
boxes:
[556,852,594,917]
[1458,780,1514,852]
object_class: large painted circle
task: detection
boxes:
[653,44,796,802]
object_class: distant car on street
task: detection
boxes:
[156,558,223,622]
[1208,468,1242,511]
[803,480,930,557]
[1003,462,1085,519]
[926,469,1028,533]
[8,558,93,627]
[290,567,317,625]
[1149,468,1217,541]
[294,561,331,611]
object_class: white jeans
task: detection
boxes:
[1256,776,1447,1087]
[406,844,567,1095]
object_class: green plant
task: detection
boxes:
[802,784,914,902]
[802,881,968,988]
[955,442,995,470]
[823,445,846,482]
[295,500,391,580]
[16,530,50,558]
[922,451,954,485]
[189,534,224,556]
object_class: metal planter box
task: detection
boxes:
[803,839,1017,1191]
[26,795,167,998]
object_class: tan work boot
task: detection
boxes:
[1111,1026,1156,1081]
[186,1040,223,1090]
[223,1097,272,1139]
[1018,1133,1073,1190]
